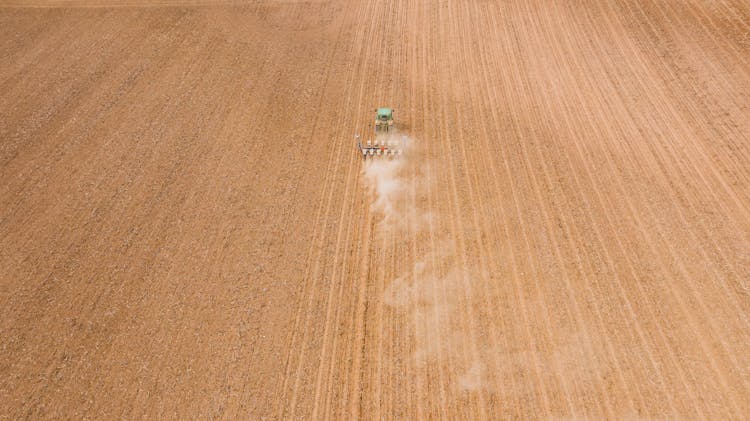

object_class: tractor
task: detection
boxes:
[374,107,394,133]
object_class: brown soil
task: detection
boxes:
[1,1,749,419]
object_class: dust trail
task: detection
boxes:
[361,133,430,231]
[362,157,407,227]
[361,133,487,391]
[382,242,489,392]
[362,136,605,397]
[459,359,485,391]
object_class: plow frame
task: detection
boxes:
[355,134,403,159]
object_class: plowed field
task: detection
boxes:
[1,1,749,419]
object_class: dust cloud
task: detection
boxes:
[361,133,429,231]
[362,157,407,226]
[382,243,490,392]
[362,134,487,392]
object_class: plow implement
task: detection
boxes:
[357,135,403,159]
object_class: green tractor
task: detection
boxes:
[374,107,394,133]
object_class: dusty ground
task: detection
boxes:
[1,0,749,419]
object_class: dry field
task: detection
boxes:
[1,0,750,419]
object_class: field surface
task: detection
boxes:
[1,0,750,419]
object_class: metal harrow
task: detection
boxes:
[356,135,403,159]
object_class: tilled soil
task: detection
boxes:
[1,1,749,419]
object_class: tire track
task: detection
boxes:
[3,1,750,418]
[552,0,748,414]
[463,1,580,416]
[446,1,555,417]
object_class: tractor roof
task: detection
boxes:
[377,107,393,118]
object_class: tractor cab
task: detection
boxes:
[375,107,394,133]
